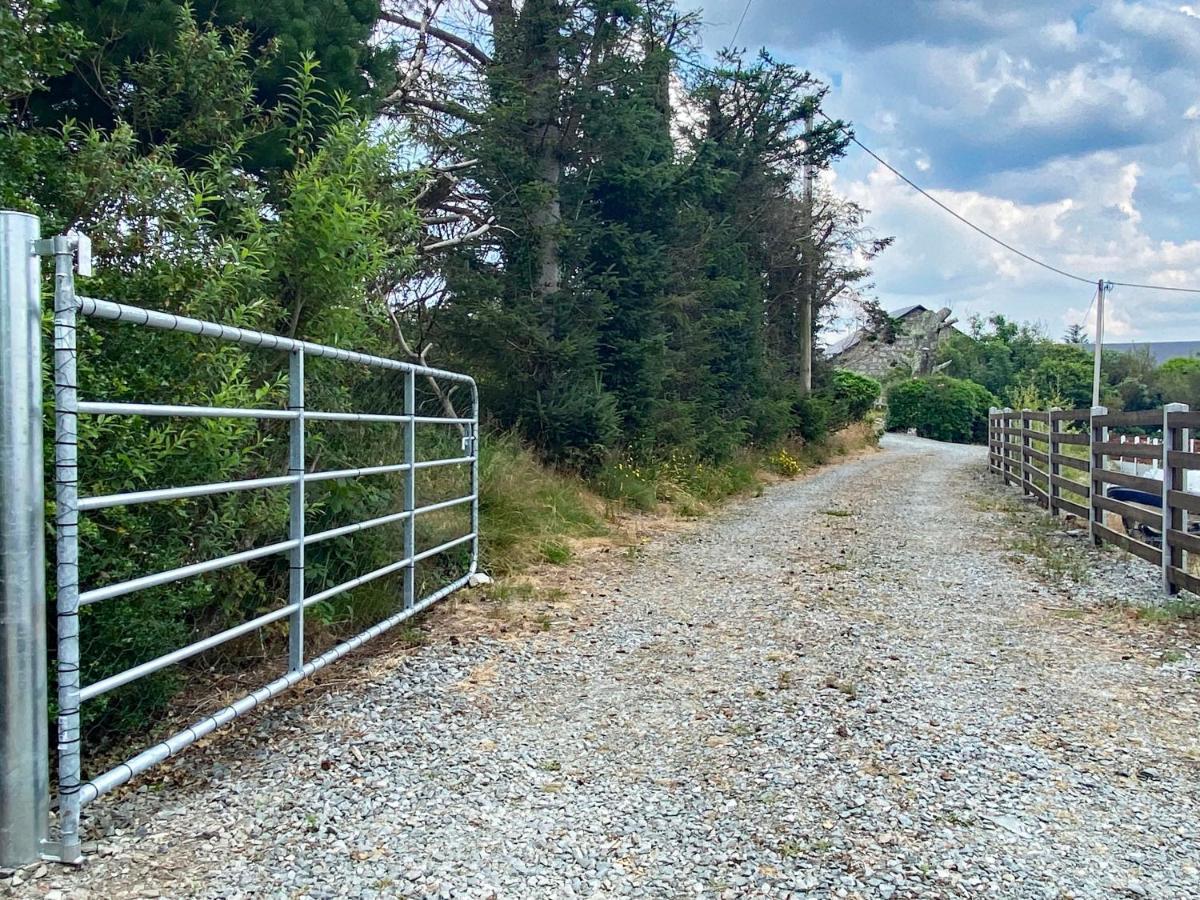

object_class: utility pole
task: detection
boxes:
[799,107,815,394]
[1091,279,1106,408]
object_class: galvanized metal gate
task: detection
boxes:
[0,212,480,865]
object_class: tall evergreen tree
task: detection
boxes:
[31,0,395,169]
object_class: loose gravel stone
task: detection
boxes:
[10,435,1199,899]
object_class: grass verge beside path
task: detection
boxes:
[981,470,1200,628]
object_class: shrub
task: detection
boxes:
[768,448,803,477]
[791,394,831,442]
[827,370,881,430]
[886,376,996,443]
[1021,344,1093,410]
[885,379,928,431]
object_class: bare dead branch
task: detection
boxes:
[380,10,493,68]
[423,218,495,251]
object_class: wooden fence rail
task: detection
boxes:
[987,404,1196,597]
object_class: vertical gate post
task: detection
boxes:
[403,369,416,609]
[1090,406,1108,547]
[287,349,305,672]
[0,211,49,866]
[49,234,83,864]
[469,381,480,574]
[1163,403,1188,596]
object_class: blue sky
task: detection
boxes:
[693,0,1200,343]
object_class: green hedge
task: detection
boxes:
[886,376,996,443]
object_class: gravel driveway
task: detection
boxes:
[12,434,1200,900]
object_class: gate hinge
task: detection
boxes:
[32,232,92,276]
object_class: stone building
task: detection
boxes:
[827,305,960,381]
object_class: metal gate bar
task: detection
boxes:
[12,229,481,864]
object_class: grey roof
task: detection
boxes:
[827,331,863,355]
[1083,341,1200,364]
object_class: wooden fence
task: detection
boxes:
[987,404,1198,597]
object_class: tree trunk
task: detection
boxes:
[522,0,563,301]
[798,287,813,393]
[531,141,562,296]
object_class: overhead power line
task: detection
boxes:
[816,111,1200,295]
[1107,278,1200,293]
[816,113,1094,286]
[729,0,754,47]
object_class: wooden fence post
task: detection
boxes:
[988,407,997,474]
[999,409,1006,483]
[1021,409,1032,497]
[1048,408,1061,516]
[1163,403,1189,596]
[1090,405,1107,547]
[1003,408,1012,487]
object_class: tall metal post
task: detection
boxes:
[287,350,305,672]
[1163,403,1188,596]
[0,211,49,867]
[403,369,416,609]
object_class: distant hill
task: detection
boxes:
[1082,341,1200,364]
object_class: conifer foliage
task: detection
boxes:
[380,0,885,466]
[8,0,888,471]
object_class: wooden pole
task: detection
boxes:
[799,108,815,394]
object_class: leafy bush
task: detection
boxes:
[886,376,996,443]
[1020,344,1093,410]
[1154,357,1200,406]
[827,370,881,430]
[13,39,428,742]
[768,448,802,477]
[791,394,831,442]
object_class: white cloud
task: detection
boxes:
[1041,20,1081,49]
[694,0,1200,342]
[833,155,1200,341]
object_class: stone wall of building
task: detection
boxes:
[833,307,955,381]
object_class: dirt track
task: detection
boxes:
[13,434,1200,899]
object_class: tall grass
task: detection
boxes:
[477,433,608,574]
